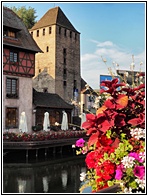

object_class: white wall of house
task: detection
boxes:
[3,75,33,132]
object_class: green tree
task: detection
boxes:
[11,6,37,29]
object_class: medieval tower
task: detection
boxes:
[29,6,81,107]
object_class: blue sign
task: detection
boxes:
[100,75,120,90]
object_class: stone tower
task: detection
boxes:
[30,6,81,105]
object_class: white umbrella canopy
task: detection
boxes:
[81,113,86,129]
[19,112,28,133]
[43,112,50,131]
[61,111,68,131]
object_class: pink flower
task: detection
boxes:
[76,138,85,147]
[133,165,145,179]
[129,152,144,163]
[115,165,123,180]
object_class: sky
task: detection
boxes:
[2,1,146,89]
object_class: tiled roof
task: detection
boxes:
[33,89,73,109]
[30,6,79,33]
[3,6,42,52]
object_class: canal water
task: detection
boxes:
[3,149,87,193]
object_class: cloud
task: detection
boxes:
[81,40,145,89]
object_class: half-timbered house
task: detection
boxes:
[3,7,42,132]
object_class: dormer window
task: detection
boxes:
[3,27,17,38]
[8,31,16,38]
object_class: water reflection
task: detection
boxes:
[3,156,86,193]
[61,170,68,189]
[42,176,49,193]
[17,178,27,193]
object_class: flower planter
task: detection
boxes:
[81,184,121,193]
[97,184,121,193]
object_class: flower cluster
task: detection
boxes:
[75,78,145,193]
[3,130,86,142]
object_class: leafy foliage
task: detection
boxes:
[11,6,37,29]
[76,78,145,193]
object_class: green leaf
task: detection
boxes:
[129,181,138,189]
[106,130,111,138]
[107,181,114,187]
[104,152,109,160]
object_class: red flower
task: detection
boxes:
[85,150,103,169]
[96,160,115,180]
[99,135,113,146]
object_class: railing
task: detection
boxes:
[3,137,89,150]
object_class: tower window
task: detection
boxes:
[63,68,67,75]
[46,46,49,52]
[49,27,52,34]
[63,68,67,79]
[37,30,39,37]
[75,33,77,40]
[74,80,77,88]
[63,81,67,86]
[59,27,61,34]
[63,48,67,55]
[43,28,45,36]
[64,29,67,37]
[70,31,72,38]
[63,57,66,65]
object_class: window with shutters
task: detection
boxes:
[10,51,18,63]
[6,78,18,98]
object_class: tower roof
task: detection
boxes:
[30,6,79,33]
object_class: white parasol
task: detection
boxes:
[43,112,50,131]
[81,113,86,129]
[19,112,28,132]
[61,111,68,131]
